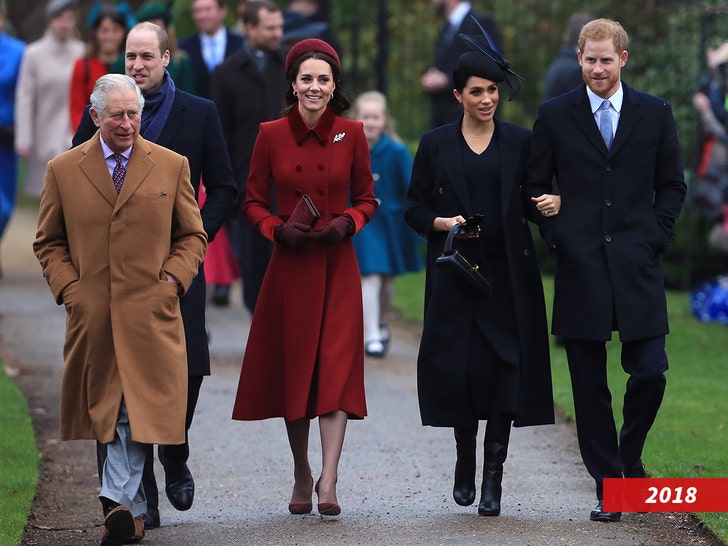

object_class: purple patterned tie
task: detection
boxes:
[112,153,126,194]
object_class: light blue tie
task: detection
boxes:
[207,39,218,72]
[598,99,613,149]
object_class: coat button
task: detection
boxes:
[318,164,324,172]
[438,187,444,194]
[605,198,612,207]
[294,189,302,196]
[295,165,302,172]
[373,172,380,181]
[521,217,527,224]
[318,188,325,195]
[605,235,612,243]
[605,163,612,172]
[523,248,530,256]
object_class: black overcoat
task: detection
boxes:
[406,119,554,428]
[523,83,686,342]
[74,90,238,375]
[210,46,288,210]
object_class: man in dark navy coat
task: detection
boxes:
[73,22,237,529]
[543,11,594,100]
[421,0,501,129]
[178,0,244,98]
[210,0,287,313]
[524,19,686,522]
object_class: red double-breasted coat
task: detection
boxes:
[232,107,377,421]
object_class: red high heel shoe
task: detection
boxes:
[315,480,341,516]
[288,502,312,515]
[288,476,313,514]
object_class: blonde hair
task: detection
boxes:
[352,90,402,142]
[578,18,628,54]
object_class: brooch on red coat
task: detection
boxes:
[333,132,346,143]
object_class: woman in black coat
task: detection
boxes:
[405,43,556,516]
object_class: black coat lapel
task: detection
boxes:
[569,86,608,155]
[156,94,184,147]
[609,83,641,156]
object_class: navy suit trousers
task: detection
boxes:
[563,335,668,498]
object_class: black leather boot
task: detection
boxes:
[478,413,512,516]
[453,424,478,506]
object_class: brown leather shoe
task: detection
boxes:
[101,505,132,545]
[104,506,134,540]
[129,516,145,543]
[100,506,145,545]
[100,527,123,546]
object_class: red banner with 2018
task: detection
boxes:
[603,478,728,512]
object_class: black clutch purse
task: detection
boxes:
[435,222,492,298]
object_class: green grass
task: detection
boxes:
[0,363,39,546]
[393,272,728,542]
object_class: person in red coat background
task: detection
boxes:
[69,3,131,131]
[231,38,377,517]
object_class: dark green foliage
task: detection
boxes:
[118,0,728,285]
[327,1,728,287]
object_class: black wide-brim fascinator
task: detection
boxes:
[458,15,523,101]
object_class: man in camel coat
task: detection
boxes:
[33,73,207,546]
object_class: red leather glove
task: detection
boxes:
[273,221,315,249]
[315,214,355,244]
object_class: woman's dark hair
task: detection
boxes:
[452,67,503,95]
[283,50,351,116]
[452,68,471,94]
[88,5,129,59]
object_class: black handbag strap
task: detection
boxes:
[441,223,461,256]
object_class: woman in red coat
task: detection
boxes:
[68,3,129,130]
[232,39,377,517]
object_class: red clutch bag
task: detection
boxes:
[289,194,321,227]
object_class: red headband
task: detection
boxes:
[285,38,340,73]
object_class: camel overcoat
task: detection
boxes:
[34,132,207,444]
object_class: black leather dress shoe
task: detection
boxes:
[590,500,621,522]
[164,462,194,511]
[622,462,648,478]
[141,506,160,529]
[211,285,230,306]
